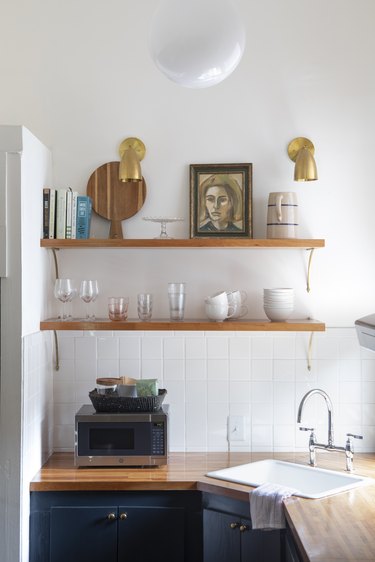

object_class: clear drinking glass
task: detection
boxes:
[137,293,153,321]
[168,282,186,321]
[108,297,129,321]
[79,280,99,320]
[54,278,76,320]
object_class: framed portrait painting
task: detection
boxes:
[190,163,253,238]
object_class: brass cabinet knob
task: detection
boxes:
[230,522,239,529]
[119,513,128,520]
[239,524,249,532]
[107,513,117,521]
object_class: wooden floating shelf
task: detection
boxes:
[40,238,325,249]
[40,318,325,332]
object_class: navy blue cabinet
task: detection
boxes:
[202,493,282,562]
[30,491,202,562]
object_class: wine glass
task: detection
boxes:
[79,280,99,320]
[54,279,76,320]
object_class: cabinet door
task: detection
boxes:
[50,506,118,562]
[117,505,185,562]
[203,509,241,562]
[240,517,281,562]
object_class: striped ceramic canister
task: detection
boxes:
[266,192,298,238]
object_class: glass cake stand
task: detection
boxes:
[142,217,184,239]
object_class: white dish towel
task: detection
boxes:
[250,483,296,530]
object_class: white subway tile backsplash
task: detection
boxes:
[164,380,185,404]
[251,359,273,381]
[229,358,251,380]
[119,359,141,379]
[54,380,75,403]
[55,359,75,381]
[75,358,96,381]
[163,337,184,359]
[340,381,362,404]
[186,380,207,406]
[362,360,375,381]
[274,382,295,405]
[49,329,375,453]
[362,381,375,403]
[274,403,295,425]
[141,337,162,359]
[207,358,229,380]
[58,337,75,360]
[207,380,229,403]
[75,337,97,360]
[186,403,207,449]
[97,337,119,359]
[207,337,229,358]
[252,403,273,425]
[229,337,250,359]
[186,359,207,380]
[97,359,119,378]
[273,425,295,448]
[252,337,273,359]
[339,359,361,381]
[141,359,163,380]
[316,335,339,360]
[273,359,295,381]
[164,359,185,380]
[230,381,250,403]
[119,337,141,359]
[338,336,361,360]
[185,337,206,359]
[207,403,229,451]
[251,381,273,403]
[252,425,273,448]
[273,336,295,359]
[168,407,185,451]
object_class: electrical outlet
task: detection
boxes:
[227,415,245,442]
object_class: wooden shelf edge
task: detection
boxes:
[40,318,326,332]
[40,238,325,249]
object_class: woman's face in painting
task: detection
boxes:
[205,185,233,229]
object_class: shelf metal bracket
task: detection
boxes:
[306,248,315,293]
[307,332,314,371]
[51,250,60,371]
[51,248,59,279]
[53,330,60,371]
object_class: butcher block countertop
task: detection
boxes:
[31,451,375,562]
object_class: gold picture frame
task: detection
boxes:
[190,163,253,238]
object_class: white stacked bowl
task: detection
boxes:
[263,288,294,321]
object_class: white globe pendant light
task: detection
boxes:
[149,0,246,89]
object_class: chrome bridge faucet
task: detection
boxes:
[297,388,363,472]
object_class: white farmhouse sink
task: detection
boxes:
[206,459,371,499]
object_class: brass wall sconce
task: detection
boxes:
[287,137,318,182]
[118,137,146,182]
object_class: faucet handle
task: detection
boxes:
[346,433,363,440]
[299,426,315,432]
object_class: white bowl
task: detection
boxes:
[264,307,293,321]
[263,301,294,308]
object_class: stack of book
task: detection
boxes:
[43,188,92,239]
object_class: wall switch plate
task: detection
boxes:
[227,415,245,442]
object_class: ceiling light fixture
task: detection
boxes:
[148,0,246,89]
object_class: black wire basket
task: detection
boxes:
[89,389,167,413]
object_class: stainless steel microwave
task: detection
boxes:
[74,405,168,467]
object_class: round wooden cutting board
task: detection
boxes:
[87,161,147,239]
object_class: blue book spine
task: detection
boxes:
[76,196,92,239]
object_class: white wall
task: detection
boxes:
[0,126,53,562]
[1,0,375,325]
